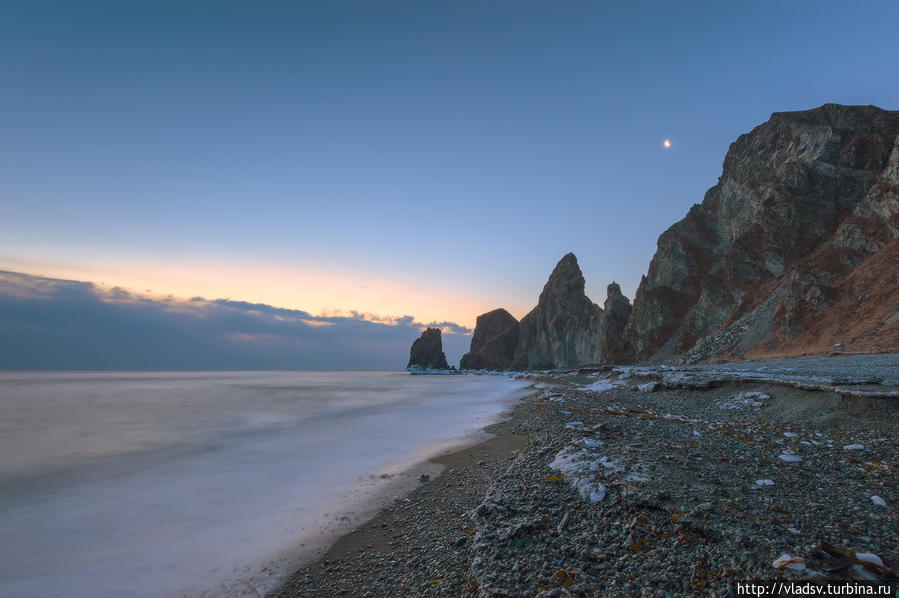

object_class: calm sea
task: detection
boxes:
[0,371,528,597]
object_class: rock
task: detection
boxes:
[599,282,632,359]
[406,327,449,370]
[460,308,519,370]
[618,104,899,363]
[513,253,630,369]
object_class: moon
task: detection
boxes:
[663,139,672,148]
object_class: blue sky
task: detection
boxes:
[1,1,897,368]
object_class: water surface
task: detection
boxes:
[0,371,527,597]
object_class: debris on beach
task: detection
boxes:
[772,553,806,571]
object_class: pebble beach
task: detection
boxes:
[275,356,898,597]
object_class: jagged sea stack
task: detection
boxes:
[459,308,519,370]
[512,253,608,369]
[406,327,449,369]
[599,282,632,359]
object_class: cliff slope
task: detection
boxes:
[620,104,899,362]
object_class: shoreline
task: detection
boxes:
[271,386,541,597]
[274,360,897,597]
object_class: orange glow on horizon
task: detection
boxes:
[0,255,507,329]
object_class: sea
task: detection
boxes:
[0,371,529,598]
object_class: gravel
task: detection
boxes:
[273,357,898,597]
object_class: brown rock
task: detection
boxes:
[513,253,606,369]
[460,309,519,370]
[406,327,449,370]
[599,282,632,359]
[619,104,899,363]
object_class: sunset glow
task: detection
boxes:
[0,254,502,328]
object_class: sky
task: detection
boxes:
[1,1,898,369]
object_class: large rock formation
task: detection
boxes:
[512,253,630,369]
[600,282,633,359]
[406,327,449,369]
[459,308,519,370]
[447,104,899,369]
[619,104,899,362]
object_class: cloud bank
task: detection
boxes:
[0,271,472,370]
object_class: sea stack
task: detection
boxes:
[459,308,520,370]
[512,253,606,369]
[406,327,450,370]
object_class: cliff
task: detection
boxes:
[407,327,449,369]
[620,104,899,362]
[420,104,899,371]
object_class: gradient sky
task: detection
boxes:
[1,1,898,367]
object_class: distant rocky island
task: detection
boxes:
[410,104,899,370]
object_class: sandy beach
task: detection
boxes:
[274,357,898,597]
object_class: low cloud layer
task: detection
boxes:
[0,271,472,370]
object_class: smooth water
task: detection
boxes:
[0,371,528,597]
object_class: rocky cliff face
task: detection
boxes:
[620,104,899,362]
[511,254,631,369]
[407,327,449,369]
[440,104,899,370]
[459,309,519,370]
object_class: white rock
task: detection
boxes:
[783,432,798,438]
[755,479,775,486]
[843,444,864,450]
[772,553,805,571]
[588,487,606,502]
[871,495,886,507]
[855,552,884,567]
[778,454,802,463]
